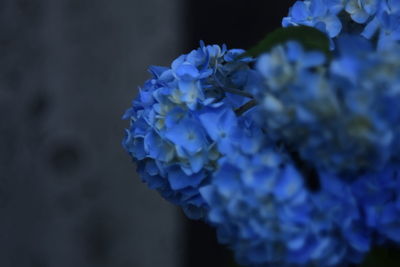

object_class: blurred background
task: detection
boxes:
[0,1,291,266]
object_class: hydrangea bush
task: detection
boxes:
[123,0,400,266]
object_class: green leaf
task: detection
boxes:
[245,26,331,58]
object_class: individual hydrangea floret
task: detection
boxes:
[345,0,379,23]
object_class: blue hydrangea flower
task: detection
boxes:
[345,0,379,23]
[351,166,400,243]
[253,38,400,175]
[122,42,254,219]
[331,37,400,165]
[282,0,343,38]
[201,131,370,266]
[357,0,400,48]
[283,0,400,49]
[123,3,400,265]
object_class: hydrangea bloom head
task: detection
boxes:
[201,129,375,266]
[122,43,254,219]
[253,38,400,175]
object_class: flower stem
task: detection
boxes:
[222,87,254,99]
[235,99,257,116]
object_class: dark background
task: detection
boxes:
[0,1,292,266]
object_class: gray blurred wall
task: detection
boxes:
[0,0,184,266]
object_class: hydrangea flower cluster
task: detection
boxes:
[122,42,255,219]
[282,0,344,38]
[253,37,400,174]
[283,0,400,48]
[123,0,400,266]
[201,127,372,266]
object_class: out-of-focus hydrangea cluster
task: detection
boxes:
[201,128,373,267]
[123,0,400,266]
[254,37,400,174]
